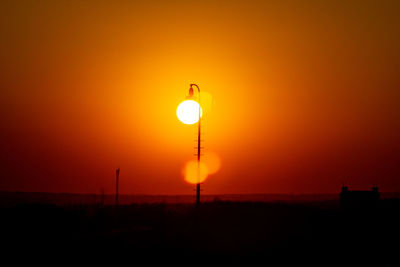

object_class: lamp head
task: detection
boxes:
[188,86,194,98]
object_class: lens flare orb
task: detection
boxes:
[203,152,221,174]
[176,100,203,125]
[183,160,208,184]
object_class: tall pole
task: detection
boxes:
[116,168,120,206]
[190,84,201,206]
[196,98,201,206]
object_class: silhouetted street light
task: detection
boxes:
[177,84,202,206]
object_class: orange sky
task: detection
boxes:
[1,0,400,194]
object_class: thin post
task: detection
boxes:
[191,83,201,206]
[197,112,201,206]
[116,168,120,206]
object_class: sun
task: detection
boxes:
[176,100,203,125]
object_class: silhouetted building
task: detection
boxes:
[340,186,380,208]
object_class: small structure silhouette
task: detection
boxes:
[340,186,380,208]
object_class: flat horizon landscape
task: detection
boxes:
[1,190,400,206]
[2,193,400,265]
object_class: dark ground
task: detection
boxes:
[1,199,400,265]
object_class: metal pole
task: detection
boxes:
[190,84,201,206]
[116,168,120,206]
[196,109,201,206]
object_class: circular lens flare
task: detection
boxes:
[203,152,221,174]
[177,100,203,125]
[183,160,208,184]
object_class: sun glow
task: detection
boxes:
[176,100,203,125]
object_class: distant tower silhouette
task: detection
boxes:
[116,168,120,206]
[100,188,105,206]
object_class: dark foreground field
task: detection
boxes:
[1,199,400,265]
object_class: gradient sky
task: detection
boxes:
[1,0,400,194]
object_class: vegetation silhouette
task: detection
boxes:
[1,191,399,265]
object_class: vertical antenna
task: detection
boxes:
[116,167,120,206]
[100,188,105,206]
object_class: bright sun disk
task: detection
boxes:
[176,100,203,124]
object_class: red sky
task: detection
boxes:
[1,0,400,194]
